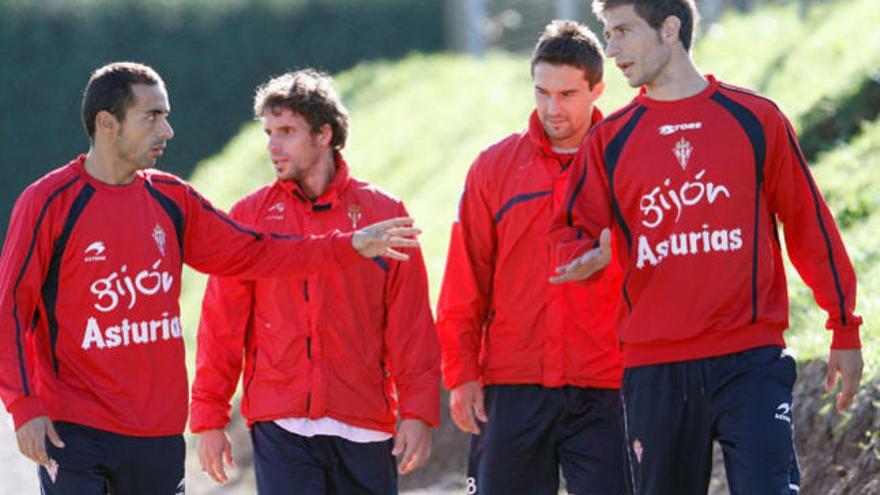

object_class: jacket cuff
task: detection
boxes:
[398,374,441,428]
[441,360,480,390]
[10,396,46,430]
[331,231,363,267]
[830,327,861,349]
[189,401,231,433]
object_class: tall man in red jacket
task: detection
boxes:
[437,21,626,495]
[551,1,864,493]
[190,69,440,495]
[0,62,419,495]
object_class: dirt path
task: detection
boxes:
[2,360,877,494]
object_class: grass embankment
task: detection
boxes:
[179,0,880,383]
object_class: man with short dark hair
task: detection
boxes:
[552,1,863,493]
[190,69,440,495]
[0,61,419,494]
[437,20,626,495]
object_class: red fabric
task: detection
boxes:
[553,76,862,368]
[437,108,624,391]
[190,156,440,435]
[0,155,362,434]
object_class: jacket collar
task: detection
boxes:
[278,152,351,209]
[527,106,604,158]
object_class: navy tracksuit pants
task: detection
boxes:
[622,346,801,495]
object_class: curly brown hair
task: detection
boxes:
[253,69,350,150]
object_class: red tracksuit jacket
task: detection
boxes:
[554,76,861,368]
[190,157,440,434]
[0,155,362,436]
[437,109,624,390]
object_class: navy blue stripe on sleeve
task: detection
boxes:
[781,122,848,325]
[150,177,263,239]
[494,190,552,224]
[12,176,80,395]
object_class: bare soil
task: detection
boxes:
[2,359,877,494]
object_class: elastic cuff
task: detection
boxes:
[10,397,46,430]
[331,231,363,266]
[830,327,861,349]
[442,366,480,390]
[189,404,230,433]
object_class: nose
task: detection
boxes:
[605,38,620,58]
[267,134,281,154]
[546,96,560,115]
[161,119,174,141]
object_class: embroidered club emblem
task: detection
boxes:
[674,137,693,171]
[633,438,644,464]
[153,224,167,257]
[348,204,363,229]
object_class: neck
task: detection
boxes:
[644,53,707,102]
[296,151,337,199]
[83,144,138,185]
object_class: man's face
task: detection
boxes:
[262,107,325,182]
[113,84,173,170]
[603,4,671,88]
[533,62,604,149]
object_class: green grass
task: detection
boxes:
[179,51,633,335]
[179,0,880,380]
[696,0,880,128]
[785,118,880,372]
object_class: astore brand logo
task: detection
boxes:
[84,241,107,262]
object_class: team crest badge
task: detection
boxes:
[153,224,167,257]
[633,438,644,464]
[348,204,363,229]
[674,137,693,171]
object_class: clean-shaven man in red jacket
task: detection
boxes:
[437,21,626,495]
[190,69,440,495]
[552,1,863,493]
[0,62,419,495]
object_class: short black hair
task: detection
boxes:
[81,62,164,139]
[593,0,699,51]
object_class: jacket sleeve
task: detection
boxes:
[0,186,51,429]
[189,201,255,432]
[550,134,615,270]
[189,275,253,432]
[763,109,862,348]
[435,159,496,389]
[176,182,363,277]
[383,202,441,428]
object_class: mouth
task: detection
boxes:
[617,61,635,75]
[150,144,166,157]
